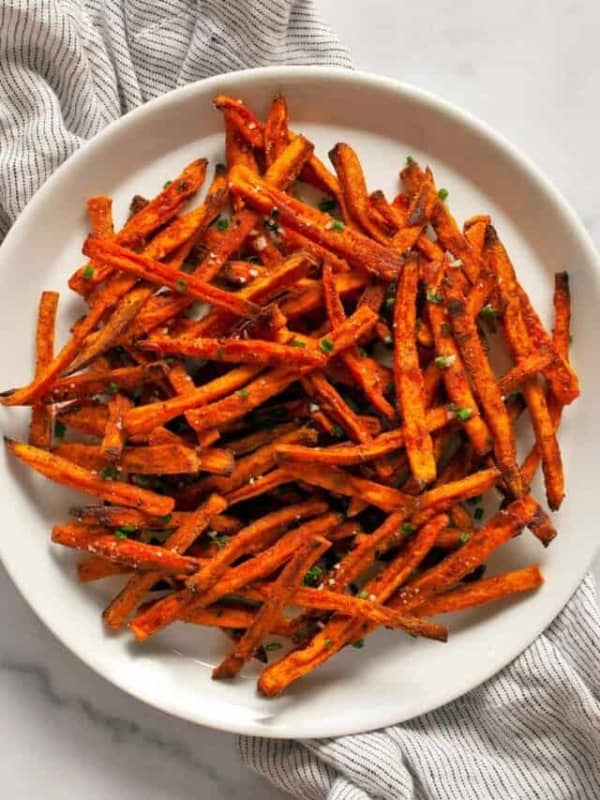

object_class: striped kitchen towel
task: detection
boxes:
[241,573,600,799]
[1,4,598,799]
[0,0,350,240]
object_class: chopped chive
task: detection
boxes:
[437,188,449,201]
[459,531,471,544]
[290,338,306,348]
[406,155,416,166]
[319,338,334,354]
[264,641,282,652]
[114,530,128,540]
[82,265,95,280]
[434,354,456,369]
[163,180,172,189]
[318,197,337,212]
[174,277,187,293]
[324,638,334,650]
[239,388,250,399]
[54,421,66,439]
[451,405,473,422]
[331,220,345,232]
[303,565,323,586]
[426,290,443,304]
[479,304,498,318]
[332,424,344,438]
[401,523,416,535]
[216,216,229,231]
[100,466,119,481]
[160,514,173,525]
[351,639,365,649]
[134,474,151,487]
[357,590,369,600]
[106,381,118,396]
[474,506,484,521]
[214,534,230,549]
[385,296,395,311]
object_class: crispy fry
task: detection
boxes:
[139,334,326,368]
[52,524,198,574]
[497,348,555,395]
[29,291,59,448]
[130,512,342,641]
[102,494,226,629]
[100,393,132,459]
[213,536,330,679]
[182,604,296,637]
[229,165,403,280]
[264,94,290,167]
[77,558,131,582]
[54,441,226,475]
[486,225,564,509]
[186,498,328,594]
[394,254,436,485]
[40,362,166,404]
[444,271,522,496]
[7,439,173,515]
[426,259,492,456]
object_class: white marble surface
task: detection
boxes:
[2,2,600,797]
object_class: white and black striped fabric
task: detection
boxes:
[1,4,599,799]
[240,574,600,799]
[0,0,350,240]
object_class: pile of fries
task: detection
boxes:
[2,94,579,695]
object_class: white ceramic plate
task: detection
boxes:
[1,67,598,738]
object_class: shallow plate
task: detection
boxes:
[1,67,598,738]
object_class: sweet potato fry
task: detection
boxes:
[497,348,555,395]
[82,238,259,319]
[52,524,198,574]
[392,495,540,610]
[213,95,264,148]
[54,441,212,475]
[129,512,342,641]
[264,94,290,167]
[486,225,564,509]
[443,271,522,497]
[77,558,131,582]
[426,260,492,456]
[257,514,450,696]
[391,175,440,253]
[7,439,174,515]
[138,335,326,368]
[517,284,579,405]
[100,393,132,459]
[225,468,289,505]
[229,165,403,280]
[69,505,240,533]
[29,291,59,448]
[102,494,227,629]
[186,499,329,595]
[394,254,436,485]
[275,405,452,466]
[415,565,543,616]
[213,536,330,679]
[40,362,166,404]
[70,159,208,293]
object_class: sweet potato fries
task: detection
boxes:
[2,93,578,697]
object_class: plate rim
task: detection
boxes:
[1,64,599,738]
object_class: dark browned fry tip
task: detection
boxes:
[214,163,227,176]
[0,389,15,399]
[554,271,570,290]
[484,224,499,246]
[328,144,343,165]
[445,297,464,318]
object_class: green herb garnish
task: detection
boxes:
[239,388,249,399]
[100,466,119,481]
[401,523,416,535]
[134,474,151,487]
[303,565,323,586]
[437,188,449,201]
[351,639,365,649]
[214,535,230,549]
[106,381,118,396]
[82,265,95,280]
[385,297,395,311]
[216,216,229,231]
[290,338,306,348]
[318,197,337,212]
[479,304,498,318]
[324,638,334,650]
[406,155,416,166]
[474,506,484,521]
[332,424,344,438]
[459,531,471,544]
[163,180,172,189]
[434,354,456,369]
[426,290,443,304]
[264,217,279,232]
[357,590,369,600]
[451,405,473,422]
[114,530,128,540]
[160,514,173,525]
[54,421,66,439]
[319,338,334,354]
[174,277,188,293]
[264,641,282,652]
[331,220,345,232]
